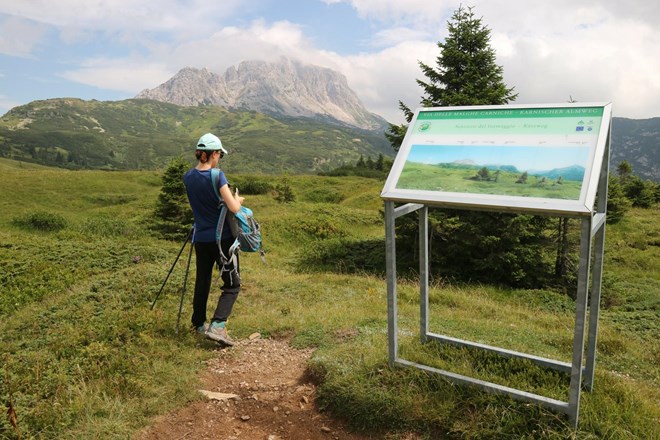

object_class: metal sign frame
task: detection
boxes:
[383,104,611,428]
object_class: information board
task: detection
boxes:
[381,103,612,216]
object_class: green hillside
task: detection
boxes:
[0,163,657,439]
[0,98,393,173]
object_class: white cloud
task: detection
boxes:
[491,6,660,118]
[61,58,172,95]
[369,26,437,48]
[310,41,439,122]
[0,1,243,32]
[0,0,246,55]
[0,16,48,57]
[325,0,454,25]
[167,20,318,73]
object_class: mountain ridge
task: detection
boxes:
[136,57,388,132]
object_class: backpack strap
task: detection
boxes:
[210,168,225,243]
[210,168,222,202]
[211,168,241,237]
[216,204,239,278]
[209,168,240,281]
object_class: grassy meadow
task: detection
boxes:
[397,162,582,199]
[0,158,658,439]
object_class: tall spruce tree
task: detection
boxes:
[387,6,556,288]
[386,6,517,151]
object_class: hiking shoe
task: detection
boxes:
[205,321,235,346]
[195,323,209,334]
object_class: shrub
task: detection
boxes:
[12,211,68,231]
[303,188,345,204]
[274,176,296,203]
[231,177,272,195]
[279,213,345,240]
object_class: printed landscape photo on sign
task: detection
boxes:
[400,144,589,199]
[382,103,612,216]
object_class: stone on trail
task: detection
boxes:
[198,390,239,401]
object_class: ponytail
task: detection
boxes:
[195,150,209,163]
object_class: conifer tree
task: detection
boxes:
[375,153,385,171]
[154,156,193,239]
[606,175,631,224]
[617,160,633,183]
[274,175,296,203]
[624,175,655,208]
[614,160,655,209]
[386,5,517,151]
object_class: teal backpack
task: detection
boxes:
[210,169,265,275]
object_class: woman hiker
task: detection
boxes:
[183,133,244,346]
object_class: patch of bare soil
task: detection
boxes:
[136,336,374,440]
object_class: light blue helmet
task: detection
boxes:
[196,133,228,155]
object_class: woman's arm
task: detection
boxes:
[219,184,244,213]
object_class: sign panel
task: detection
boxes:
[381,103,612,216]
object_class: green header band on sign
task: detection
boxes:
[417,107,605,120]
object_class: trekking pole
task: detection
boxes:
[175,239,194,334]
[150,226,194,310]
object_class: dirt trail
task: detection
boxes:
[136,337,374,440]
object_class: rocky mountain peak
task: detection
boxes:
[135,57,387,131]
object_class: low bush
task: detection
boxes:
[12,211,68,231]
[293,214,345,239]
[231,177,272,195]
[302,187,345,204]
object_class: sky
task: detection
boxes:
[1,0,659,124]
[407,145,589,172]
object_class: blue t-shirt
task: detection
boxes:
[183,168,233,242]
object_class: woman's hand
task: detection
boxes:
[220,184,243,213]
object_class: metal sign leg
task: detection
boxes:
[385,201,398,366]
[420,206,429,344]
[585,220,605,390]
[568,218,593,428]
